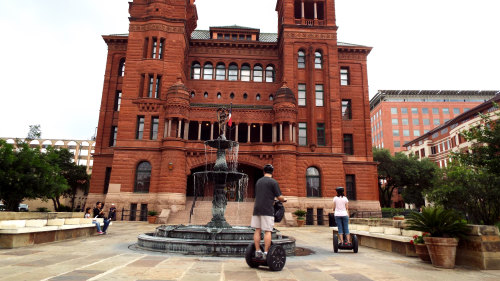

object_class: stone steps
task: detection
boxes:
[167,201,254,226]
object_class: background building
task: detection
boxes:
[370,90,498,154]
[89,0,380,223]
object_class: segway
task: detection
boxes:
[245,242,286,271]
[333,233,358,253]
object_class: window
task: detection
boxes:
[256,94,260,101]
[134,161,151,193]
[136,116,145,139]
[190,91,195,98]
[413,119,419,125]
[403,130,409,137]
[411,108,418,114]
[391,108,397,114]
[343,134,353,155]
[443,108,449,114]
[150,117,159,140]
[342,100,352,120]
[298,84,306,106]
[204,92,208,98]
[243,93,248,99]
[346,175,356,200]
[154,75,161,98]
[433,119,440,125]
[423,119,430,125]
[315,84,324,106]
[464,108,470,112]
[158,38,164,59]
[314,51,322,69]
[118,59,125,77]
[413,130,420,137]
[203,63,213,80]
[392,119,399,125]
[393,129,400,136]
[114,91,122,111]
[340,67,349,85]
[151,37,157,58]
[402,118,408,125]
[217,92,222,99]
[109,126,117,147]
[103,167,111,194]
[240,64,251,81]
[422,108,429,114]
[432,108,439,114]
[317,123,325,146]
[253,64,263,82]
[394,141,400,147]
[230,93,235,99]
[401,108,408,114]
[147,75,154,98]
[269,94,273,101]
[453,108,460,114]
[228,63,238,81]
[216,63,226,80]
[298,123,307,146]
[298,50,305,68]
[265,65,275,82]
[191,62,201,79]
[306,167,321,197]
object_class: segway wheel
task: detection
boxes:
[333,235,339,253]
[352,235,359,253]
[267,244,286,271]
[245,243,259,268]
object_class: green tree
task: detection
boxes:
[374,148,438,208]
[427,104,500,225]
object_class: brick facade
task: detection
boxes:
[89,0,380,218]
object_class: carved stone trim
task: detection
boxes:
[130,23,184,33]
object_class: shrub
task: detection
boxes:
[36,207,50,212]
[406,207,468,238]
[293,209,307,219]
[148,210,158,216]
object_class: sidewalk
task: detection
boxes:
[0,222,498,281]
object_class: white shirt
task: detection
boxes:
[333,196,349,217]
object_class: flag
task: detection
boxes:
[227,104,233,127]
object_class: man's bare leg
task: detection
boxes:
[254,228,262,251]
[264,231,272,252]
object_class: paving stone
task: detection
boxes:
[331,273,374,281]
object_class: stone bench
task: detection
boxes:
[0,218,107,249]
[331,224,421,257]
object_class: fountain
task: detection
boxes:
[137,107,296,256]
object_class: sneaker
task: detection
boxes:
[97,231,104,235]
[255,250,263,259]
[262,252,267,259]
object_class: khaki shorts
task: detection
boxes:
[251,215,274,232]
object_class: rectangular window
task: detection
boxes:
[393,129,400,136]
[298,84,306,106]
[443,108,449,114]
[402,118,409,125]
[136,116,145,139]
[401,108,408,114]
[394,141,400,148]
[422,108,429,114]
[346,175,356,200]
[464,108,470,112]
[159,38,165,59]
[114,91,122,111]
[403,130,409,137]
[432,108,439,114]
[315,84,324,106]
[151,37,157,58]
[423,119,430,125]
[413,119,419,125]
[340,67,349,86]
[433,119,440,125]
[391,108,397,114]
[453,108,460,114]
[147,75,154,98]
[411,108,418,114]
[392,119,398,125]
[343,134,353,155]
[413,130,421,137]
[317,123,325,146]
[109,126,117,146]
[150,117,159,140]
[342,100,352,120]
[155,76,161,98]
[104,167,112,194]
[298,122,307,146]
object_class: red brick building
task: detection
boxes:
[370,90,497,154]
[88,0,380,221]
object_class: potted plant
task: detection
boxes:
[406,207,468,268]
[293,209,307,227]
[410,233,431,262]
[147,210,158,224]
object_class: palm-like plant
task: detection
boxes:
[406,207,468,238]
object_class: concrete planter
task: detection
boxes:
[424,237,459,268]
[414,243,431,262]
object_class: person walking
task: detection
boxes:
[333,187,351,245]
[251,164,286,259]
[93,202,111,234]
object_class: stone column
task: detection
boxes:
[177,119,182,138]
[279,123,283,142]
[289,123,293,142]
[301,0,305,18]
[272,124,276,143]
[164,119,168,138]
[293,124,297,143]
[198,122,202,140]
[314,2,317,19]
[247,124,251,143]
[184,121,189,140]
[235,124,239,142]
[259,124,263,143]
[167,119,172,137]
[210,122,214,140]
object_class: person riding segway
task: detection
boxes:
[245,164,287,271]
[333,186,358,253]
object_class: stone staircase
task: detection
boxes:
[167,200,255,226]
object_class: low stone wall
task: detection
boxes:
[0,212,102,249]
[456,225,500,270]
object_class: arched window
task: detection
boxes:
[135,161,151,193]
[118,58,126,77]
[269,94,274,101]
[256,93,261,101]
[315,51,322,69]
[203,62,213,80]
[190,91,195,98]
[204,92,208,98]
[243,93,248,99]
[216,63,226,80]
[265,65,275,82]
[306,167,321,197]
[298,50,306,69]
[241,64,251,81]
[228,63,238,81]
[217,92,222,99]
[230,92,235,99]
[253,64,263,82]
[191,62,201,79]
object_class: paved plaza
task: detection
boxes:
[0,222,498,281]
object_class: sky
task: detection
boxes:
[0,0,499,140]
